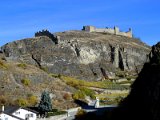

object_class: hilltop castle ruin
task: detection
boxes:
[82,26,132,38]
[34,26,133,44]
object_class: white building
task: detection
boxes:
[0,106,38,120]
[0,112,23,120]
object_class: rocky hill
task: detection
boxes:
[0,29,152,110]
[1,30,151,81]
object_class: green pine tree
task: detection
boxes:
[38,91,52,113]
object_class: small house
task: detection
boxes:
[0,106,38,120]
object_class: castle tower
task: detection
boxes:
[126,28,133,38]
[114,26,119,35]
[83,26,95,32]
[129,28,132,37]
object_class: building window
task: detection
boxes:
[25,114,33,118]
[15,112,20,115]
[28,114,33,117]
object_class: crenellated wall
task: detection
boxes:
[83,26,132,38]
[35,30,58,44]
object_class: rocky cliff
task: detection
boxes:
[1,30,151,80]
[110,42,160,120]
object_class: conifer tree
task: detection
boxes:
[38,91,52,113]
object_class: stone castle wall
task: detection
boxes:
[95,28,115,34]
[83,26,132,38]
[35,30,58,44]
[35,30,54,38]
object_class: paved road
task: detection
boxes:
[64,100,117,120]
[65,108,80,120]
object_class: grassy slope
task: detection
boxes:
[0,58,77,109]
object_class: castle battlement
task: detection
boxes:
[35,30,58,44]
[82,26,132,38]
[35,29,54,38]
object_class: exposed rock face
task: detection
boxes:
[1,31,150,80]
[110,42,160,120]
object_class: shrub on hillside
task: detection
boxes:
[15,98,28,107]
[47,109,67,118]
[21,78,31,86]
[40,66,48,72]
[73,91,85,100]
[0,95,7,105]
[63,93,72,100]
[0,60,8,69]
[79,87,96,99]
[27,95,38,106]
[75,109,87,119]
[17,63,27,69]
[50,74,60,78]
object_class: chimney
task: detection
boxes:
[2,105,4,112]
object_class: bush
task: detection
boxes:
[0,60,8,69]
[115,96,124,103]
[15,98,28,107]
[50,74,61,78]
[73,91,85,100]
[0,95,14,106]
[63,93,72,100]
[79,87,96,99]
[40,66,48,72]
[72,87,96,100]
[1,57,6,61]
[75,109,87,118]
[47,109,67,117]
[27,95,38,106]
[0,95,7,105]
[21,78,31,86]
[116,71,126,78]
[17,63,27,69]
[47,109,67,118]
[126,75,137,81]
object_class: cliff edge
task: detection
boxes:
[1,30,150,80]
